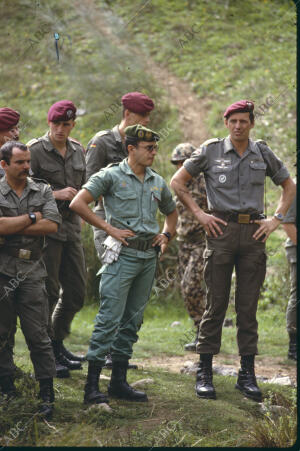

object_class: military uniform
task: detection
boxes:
[177,174,208,327]
[84,158,176,364]
[0,176,61,380]
[85,126,127,259]
[28,132,86,341]
[282,197,297,336]
[184,136,290,356]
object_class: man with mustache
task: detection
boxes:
[28,100,86,378]
[0,141,61,419]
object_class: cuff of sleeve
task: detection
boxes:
[160,202,176,216]
[82,185,99,201]
[42,212,62,225]
[271,167,290,186]
[183,160,199,177]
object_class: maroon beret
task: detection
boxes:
[224,100,254,118]
[0,108,20,131]
[47,100,77,122]
[121,92,154,114]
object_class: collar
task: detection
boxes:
[119,158,154,181]
[112,125,122,142]
[0,176,40,196]
[224,136,260,156]
[42,132,76,153]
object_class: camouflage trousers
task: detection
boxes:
[178,240,206,327]
[286,245,297,334]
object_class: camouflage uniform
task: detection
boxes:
[172,143,208,328]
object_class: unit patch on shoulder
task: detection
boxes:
[256,139,268,146]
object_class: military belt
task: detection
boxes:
[211,211,266,224]
[126,238,154,251]
[0,247,42,260]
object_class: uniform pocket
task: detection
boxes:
[249,161,266,185]
[211,165,233,188]
[113,190,139,217]
[72,162,85,188]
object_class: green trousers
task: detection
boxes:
[0,275,56,379]
[197,222,266,356]
[44,237,86,341]
[86,251,157,364]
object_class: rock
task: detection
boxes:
[223,318,233,327]
[213,365,237,377]
[183,360,194,368]
[131,378,154,388]
[87,403,112,413]
[171,321,181,327]
[267,376,293,386]
[259,403,289,417]
[100,374,110,380]
[180,362,198,374]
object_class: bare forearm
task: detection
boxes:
[275,178,296,216]
[162,209,178,238]
[70,198,110,233]
[21,219,58,235]
[0,214,31,235]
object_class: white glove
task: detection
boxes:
[101,236,122,264]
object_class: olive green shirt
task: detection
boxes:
[184,136,290,213]
[85,125,127,181]
[28,132,86,241]
[83,159,176,258]
[0,176,61,279]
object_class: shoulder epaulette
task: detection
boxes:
[69,137,83,146]
[26,138,39,147]
[28,176,50,186]
[202,138,220,146]
[256,139,268,146]
[106,162,120,169]
[95,130,110,139]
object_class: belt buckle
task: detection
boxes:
[238,214,250,224]
[18,249,31,260]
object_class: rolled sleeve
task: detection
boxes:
[158,182,176,216]
[82,170,112,200]
[42,186,62,225]
[282,197,296,223]
[183,147,208,177]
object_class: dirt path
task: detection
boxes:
[135,353,297,384]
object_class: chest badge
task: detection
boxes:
[219,174,226,183]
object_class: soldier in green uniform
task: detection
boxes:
[70,125,177,404]
[27,100,86,378]
[86,91,155,369]
[171,100,296,402]
[0,141,61,418]
[85,91,155,260]
[170,143,208,352]
[0,108,20,178]
[282,195,297,360]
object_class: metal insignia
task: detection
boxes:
[219,174,226,183]
[137,130,144,138]
[145,131,152,139]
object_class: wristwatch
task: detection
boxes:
[28,213,37,224]
[162,232,172,241]
[273,212,284,221]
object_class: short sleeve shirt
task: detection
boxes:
[85,125,128,181]
[28,132,86,241]
[0,177,61,279]
[184,136,290,213]
[83,159,176,257]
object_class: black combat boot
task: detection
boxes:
[184,325,200,352]
[38,378,54,420]
[195,354,216,399]
[235,355,262,402]
[52,340,82,371]
[0,375,17,399]
[108,360,148,401]
[84,361,109,405]
[61,342,86,362]
[288,333,297,361]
